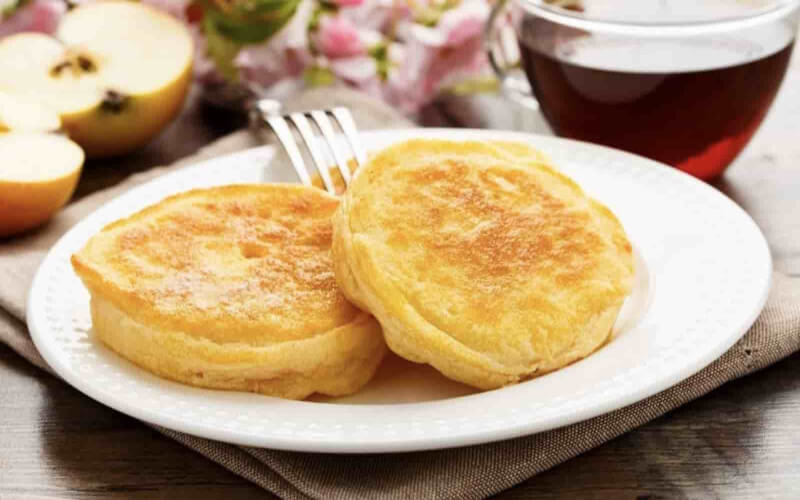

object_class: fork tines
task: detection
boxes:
[265,107,366,195]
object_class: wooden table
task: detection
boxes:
[2,51,799,499]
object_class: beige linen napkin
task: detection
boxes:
[1,87,799,500]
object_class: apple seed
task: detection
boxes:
[100,90,130,114]
[50,61,72,77]
[49,53,98,77]
[76,55,96,73]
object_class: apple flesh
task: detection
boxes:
[0,2,194,158]
[0,91,61,132]
[0,132,84,236]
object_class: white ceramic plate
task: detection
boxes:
[28,128,771,453]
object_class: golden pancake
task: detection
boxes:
[332,139,634,390]
[72,184,386,399]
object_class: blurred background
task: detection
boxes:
[0,0,798,235]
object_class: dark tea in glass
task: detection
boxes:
[490,0,800,180]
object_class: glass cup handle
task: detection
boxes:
[485,0,539,109]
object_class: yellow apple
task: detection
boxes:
[0,91,61,133]
[0,1,193,158]
[0,132,84,236]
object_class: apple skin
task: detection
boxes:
[0,133,83,237]
[62,64,192,158]
[0,172,81,236]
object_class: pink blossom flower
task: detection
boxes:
[339,0,407,31]
[315,14,365,58]
[329,0,363,6]
[386,0,490,112]
[439,2,486,46]
[330,55,377,83]
[0,0,65,37]
[333,61,383,102]
[141,0,193,21]
[402,0,489,48]
[0,0,499,115]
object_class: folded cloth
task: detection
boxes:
[1,87,799,500]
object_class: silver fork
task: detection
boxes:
[253,99,367,195]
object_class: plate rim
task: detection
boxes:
[28,128,773,453]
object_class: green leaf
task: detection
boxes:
[367,41,387,60]
[229,0,299,18]
[203,14,243,81]
[2,0,29,20]
[201,0,300,44]
[414,5,441,27]
[368,41,390,80]
[308,2,336,31]
[413,0,462,27]
[443,76,500,96]
[304,66,335,87]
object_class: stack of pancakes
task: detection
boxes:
[72,140,634,399]
[71,185,386,399]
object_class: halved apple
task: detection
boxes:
[0,1,193,158]
[0,132,84,236]
[0,91,61,133]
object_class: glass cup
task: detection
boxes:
[486,0,800,180]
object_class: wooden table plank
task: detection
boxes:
[498,353,800,499]
[0,345,272,500]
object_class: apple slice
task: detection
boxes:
[0,2,193,158]
[0,91,61,132]
[0,133,84,236]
